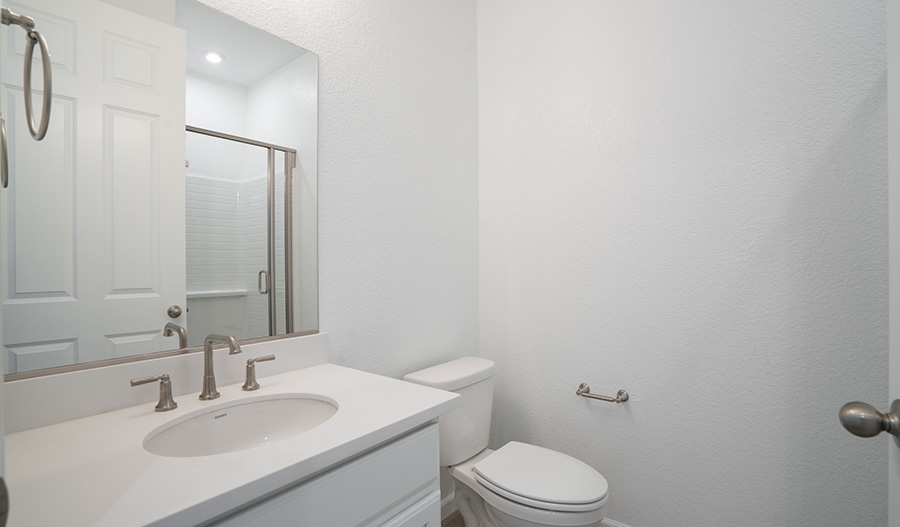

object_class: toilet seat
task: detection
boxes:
[474,475,605,513]
[472,442,608,512]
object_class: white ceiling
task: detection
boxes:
[175,0,308,87]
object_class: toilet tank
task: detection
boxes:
[404,357,495,466]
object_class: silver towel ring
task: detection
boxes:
[22,29,52,141]
[0,7,53,188]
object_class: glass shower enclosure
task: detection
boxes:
[183,126,295,347]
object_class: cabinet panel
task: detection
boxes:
[210,423,439,527]
[379,490,440,527]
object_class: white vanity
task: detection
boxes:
[4,334,459,526]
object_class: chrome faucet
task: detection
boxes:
[163,322,188,349]
[200,334,242,400]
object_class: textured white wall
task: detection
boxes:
[478,1,887,526]
[199,0,480,377]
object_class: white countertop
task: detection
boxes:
[6,363,459,527]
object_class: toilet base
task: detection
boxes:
[454,479,497,527]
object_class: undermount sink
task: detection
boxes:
[143,394,339,457]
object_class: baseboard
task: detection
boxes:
[440,491,457,520]
[602,518,632,527]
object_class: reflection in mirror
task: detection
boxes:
[184,127,293,347]
[0,0,317,377]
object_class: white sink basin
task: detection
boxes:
[143,394,339,457]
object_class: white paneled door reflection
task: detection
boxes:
[0,0,186,373]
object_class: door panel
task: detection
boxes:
[107,108,160,295]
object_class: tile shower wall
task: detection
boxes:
[185,175,247,344]
[185,171,283,344]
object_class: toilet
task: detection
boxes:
[404,357,608,527]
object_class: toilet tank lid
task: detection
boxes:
[403,357,495,390]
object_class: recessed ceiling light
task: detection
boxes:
[204,51,224,64]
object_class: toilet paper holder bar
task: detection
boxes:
[576,383,629,403]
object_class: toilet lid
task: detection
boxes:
[472,442,609,507]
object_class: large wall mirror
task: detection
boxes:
[0,0,318,378]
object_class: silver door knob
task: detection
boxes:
[167,305,182,318]
[839,400,900,438]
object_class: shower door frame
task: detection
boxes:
[186,125,296,335]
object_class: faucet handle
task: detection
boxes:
[242,355,276,391]
[131,373,178,412]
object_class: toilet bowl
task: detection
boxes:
[451,445,608,527]
[404,357,609,527]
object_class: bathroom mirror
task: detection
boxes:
[0,0,318,378]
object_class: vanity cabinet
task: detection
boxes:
[207,423,441,527]
[6,361,459,526]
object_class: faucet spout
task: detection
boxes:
[200,334,242,400]
[163,322,188,349]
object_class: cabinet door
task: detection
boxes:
[377,490,440,527]
[208,423,440,527]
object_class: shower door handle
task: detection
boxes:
[258,270,270,295]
